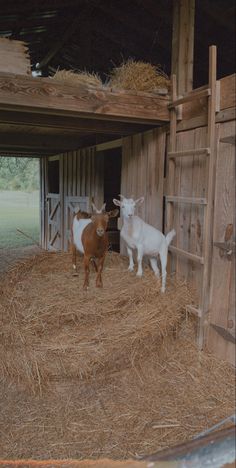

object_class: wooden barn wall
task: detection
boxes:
[121,127,166,254]
[206,120,235,365]
[40,147,104,251]
[166,125,208,298]
[60,148,104,251]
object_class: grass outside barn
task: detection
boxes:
[0,190,39,249]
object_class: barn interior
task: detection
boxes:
[0,1,235,466]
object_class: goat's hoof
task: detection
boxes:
[128,267,134,272]
[96,283,103,288]
[161,288,165,293]
[83,285,89,290]
[136,272,143,277]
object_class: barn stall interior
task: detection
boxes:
[0,0,235,466]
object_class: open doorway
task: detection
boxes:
[0,156,40,273]
[103,147,122,252]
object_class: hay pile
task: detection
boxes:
[0,252,192,391]
[51,70,103,88]
[0,252,234,460]
[109,60,170,93]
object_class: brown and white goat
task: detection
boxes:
[71,205,118,289]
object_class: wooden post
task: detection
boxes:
[171,0,195,95]
[198,45,217,348]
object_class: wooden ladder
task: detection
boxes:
[166,45,218,348]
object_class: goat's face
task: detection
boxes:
[91,213,109,237]
[91,209,119,237]
[113,196,144,220]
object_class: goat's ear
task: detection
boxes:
[91,202,97,213]
[108,208,119,218]
[135,196,144,206]
[101,202,106,213]
[113,198,121,207]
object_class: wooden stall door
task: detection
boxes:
[206,121,235,365]
[64,195,90,251]
[46,193,61,250]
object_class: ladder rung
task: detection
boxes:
[169,88,211,108]
[186,305,202,318]
[169,245,204,264]
[220,135,236,145]
[166,196,207,205]
[168,148,210,158]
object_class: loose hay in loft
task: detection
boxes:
[0,252,234,460]
[109,60,170,93]
[51,70,103,88]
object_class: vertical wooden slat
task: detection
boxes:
[59,154,64,251]
[199,45,217,348]
[72,151,77,196]
[166,73,177,264]
[76,150,80,196]
[63,153,68,251]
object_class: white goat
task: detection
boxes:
[113,195,176,293]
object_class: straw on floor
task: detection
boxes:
[0,252,234,461]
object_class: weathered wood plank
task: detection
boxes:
[171,0,195,95]
[207,120,235,365]
[0,72,170,124]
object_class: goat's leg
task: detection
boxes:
[160,248,167,293]
[83,255,90,289]
[136,245,143,277]
[96,256,105,288]
[91,258,98,272]
[127,246,134,272]
[149,257,160,277]
[72,244,78,276]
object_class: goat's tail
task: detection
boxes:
[165,229,176,246]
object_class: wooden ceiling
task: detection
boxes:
[0,0,234,82]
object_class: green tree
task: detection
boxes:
[0,157,39,191]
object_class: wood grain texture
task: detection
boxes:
[121,128,165,255]
[0,73,169,124]
[206,120,235,365]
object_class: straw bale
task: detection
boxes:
[0,252,234,461]
[109,60,170,93]
[51,70,103,88]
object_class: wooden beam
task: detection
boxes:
[171,0,195,95]
[0,73,170,124]
[96,139,122,151]
[0,110,150,135]
[36,17,80,70]
[0,132,96,153]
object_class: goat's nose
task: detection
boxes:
[96,228,104,236]
[128,214,132,217]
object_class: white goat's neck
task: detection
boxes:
[123,216,134,237]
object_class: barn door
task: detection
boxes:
[46,193,61,250]
[64,196,90,251]
[207,122,235,365]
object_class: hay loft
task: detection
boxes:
[51,70,103,88]
[109,60,170,93]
